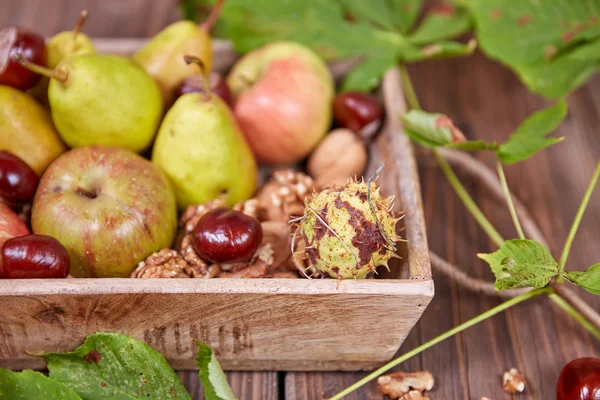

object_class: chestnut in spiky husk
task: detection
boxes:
[297,179,399,279]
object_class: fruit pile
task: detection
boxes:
[0,7,395,280]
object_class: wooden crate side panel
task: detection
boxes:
[0,281,432,371]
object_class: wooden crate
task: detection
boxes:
[0,39,433,371]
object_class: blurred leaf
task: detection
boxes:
[0,370,82,400]
[498,100,567,164]
[195,341,237,400]
[44,333,191,400]
[408,3,471,45]
[401,110,454,147]
[179,0,212,22]
[469,0,600,98]
[389,0,424,34]
[478,239,558,290]
[564,263,600,295]
[218,0,474,91]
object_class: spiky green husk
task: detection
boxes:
[299,179,399,279]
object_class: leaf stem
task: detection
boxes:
[398,65,421,110]
[558,160,600,280]
[548,293,600,340]
[326,287,552,400]
[496,161,525,240]
[434,150,505,248]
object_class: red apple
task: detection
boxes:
[227,41,334,164]
[31,146,178,277]
[0,203,29,248]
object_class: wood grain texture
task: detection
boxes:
[286,54,600,400]
[2,1,600,399]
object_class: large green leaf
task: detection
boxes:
[389,0,424,34]
[0,370,82,400]
[408,3,472,45]
[44,333,191,400]
[498,100,567,164]
[564,263,600,295]
[216,0,475,91]
[478,239,558,290]
[470,0,600,98]
[195,341,237,400]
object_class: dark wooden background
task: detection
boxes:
[3,1,600,398]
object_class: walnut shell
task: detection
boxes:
[307,128,368,189]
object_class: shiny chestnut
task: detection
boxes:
[557,358,600,400]
[191,208,262,264]
[0,26,47,90]
[333,91,382,139]
[0,234,70,278]
[0,150,39,204]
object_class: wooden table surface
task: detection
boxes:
[3,1,600,399]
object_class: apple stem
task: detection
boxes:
[73,10,89,43]
[12,53,68,83]
[183,55,211,101]
[199,0,224,32]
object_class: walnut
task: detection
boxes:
[232,198,259,220]
[219,260,269,278]
[307,128,368,189]
[255,169,314,223]
[502,368,526,394]
[131,249,190,278]
[377,371,434,399]
[289,229,324,279]
[180,199,227,233]
[270,269,299,278]
[261,221,292,269]
[399,390,430,400]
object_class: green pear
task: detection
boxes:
[152,69,257,211]
[17,53,163,152]
[0,85,66,174]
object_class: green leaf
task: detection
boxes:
[401,110,464,147]
[195,341,237,400]
[0,370,82,400]
[469,0,600,98]
[408,4,472,45]
[217,0,474,91]
[498,100,567,164]
[388,0,424,34]
[445,140,497,152]
[44,333,191,400]
[564,263,600,295]
[478,239,559,290]
[341,53,398,92]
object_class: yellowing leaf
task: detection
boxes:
[195,341,237,400]
[478,239,558,290]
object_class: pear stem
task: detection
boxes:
[73,10,89,43]
[199,0,224,32]
[12,53,68,83]
[183,55,211,101]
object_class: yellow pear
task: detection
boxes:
[152,56,257,210]
[0,85,65,174]
[133,0,223,107]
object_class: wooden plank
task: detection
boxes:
[285,54,600,399]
